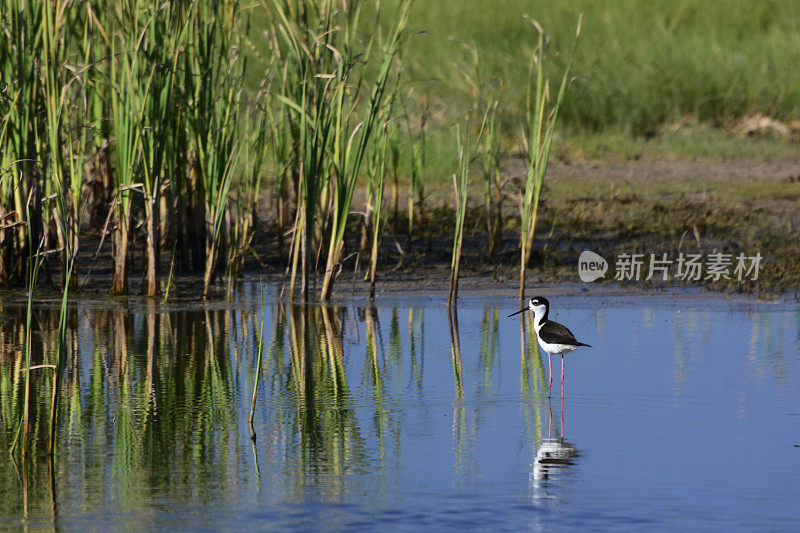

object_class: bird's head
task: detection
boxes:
[509,296,550,318]
[528,296,549,318]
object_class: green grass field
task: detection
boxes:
[387,0,800,162]
[245,0,800,169]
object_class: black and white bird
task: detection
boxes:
[508,296,591,397]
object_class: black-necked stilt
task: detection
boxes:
[509,296,591,397]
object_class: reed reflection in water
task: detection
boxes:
[3,292,797,529]
[0,294,558,525]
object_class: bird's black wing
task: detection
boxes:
[539,320,591,347]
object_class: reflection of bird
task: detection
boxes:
[532,438,579,481]
[509,296,590,397]
[532,397,579,486]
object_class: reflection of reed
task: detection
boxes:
[0,303,271,519]
[388,308,402,370]
[283,303,366,499]
[48,450,57,523]
[365,306,383,398]
[448,307,464,397]
[0,296,459,512]
[288,304,307,404]
[408,308,424,394]
[364,306,388,469]
[249,287,267,441]
[748,312,788,384]
[479,308,499,392]
[0,293,588,519]
[320,305,346,401]
[519,311,547,443]
[48,303,76,455]
[671,307,691,399]
[0,303,70,458]
[520,312,545,395]
[447,306,467,475]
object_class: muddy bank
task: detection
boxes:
[247,156,800,297]
[24,155,800,299]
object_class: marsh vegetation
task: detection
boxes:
[3,0,797,304]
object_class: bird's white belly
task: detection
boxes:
[538,340,577,355]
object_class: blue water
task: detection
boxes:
[1,288,799,530]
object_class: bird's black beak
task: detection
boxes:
[507,308,527,318]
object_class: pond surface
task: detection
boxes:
[1,286,799,530]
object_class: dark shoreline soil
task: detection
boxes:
[6,155,800,300]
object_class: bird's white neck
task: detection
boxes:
[532,305,547,332]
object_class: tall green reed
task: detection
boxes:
[318,0,411,301]
[227,116,266,298]
[185,1,244,298]
[448,125,469,308]
[268,0,411,301]
[139,2,190,296]
[367,123,390,299]
[1,0,261,297]
[0,0,46,285]
[226,38,274,298]
[361,96,396,257]
[405,97,428,250]
[481,99,503,257]
[1,0,588,304]
[266,0,330,300]
[518,16,581,299]
[457,43,504,258]
[107,1,154,294]
[448,114,488,307]
[41,0,70,289]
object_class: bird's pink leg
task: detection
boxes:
[547,352,553,397]
[561,354,565,400]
